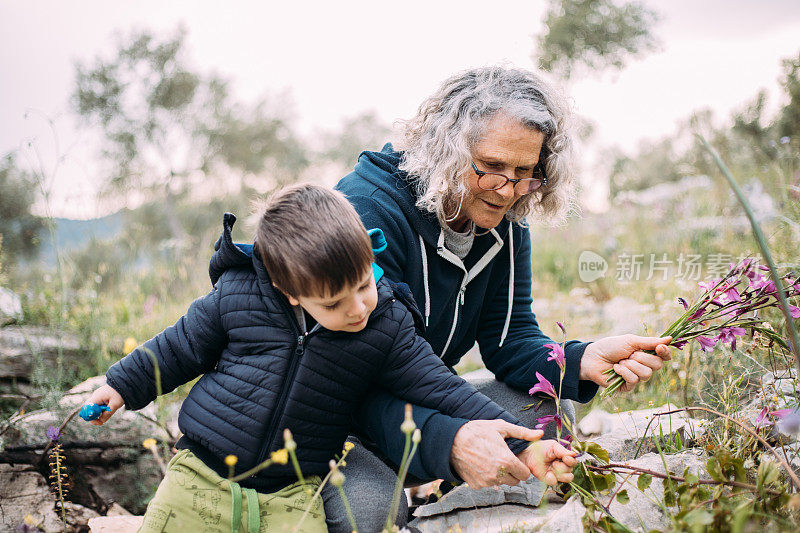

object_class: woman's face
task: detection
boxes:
[448,112,545,232]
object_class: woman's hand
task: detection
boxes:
[86,384,125,426]
[450,420,543,488]
[580,334,672,392]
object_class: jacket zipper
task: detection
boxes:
[440,274,467,357]
[252,288,396,471]
[434,228,505,359]
[252,291,320,471]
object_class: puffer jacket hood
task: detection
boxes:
[209,212,252,286]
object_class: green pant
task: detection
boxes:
[139,449,326,533]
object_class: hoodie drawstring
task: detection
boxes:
[419,234,430,327]
[498,227,514,347]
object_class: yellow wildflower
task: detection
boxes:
[142,438,157,450]
[271,448,289,465]
[225,455,238,467]
[123,337,138,354]
[343,441,355,452]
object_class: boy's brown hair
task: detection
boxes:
[255,183,373,298]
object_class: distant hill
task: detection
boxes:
[35,212,124,265]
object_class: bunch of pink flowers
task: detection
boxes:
[598,258,800,397]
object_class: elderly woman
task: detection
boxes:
[326,66,671,531]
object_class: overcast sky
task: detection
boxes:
[2,1,800,217]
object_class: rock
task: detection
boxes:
[527,494,586,532]
[0,462,100,532]
[105,503,133,516]
[0,325,82,380]
[762,368,798,395]
[88,515,144,533]
[0,287,23,326]
[593,450,708,531]
[735,369,797,437]
[411,492,586,533]
[413,476,546,518]
[0,376,178,515]
[763,442,800,474]
[577,404,704,462]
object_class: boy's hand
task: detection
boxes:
[451,420,544,488]
[517,439,578,486]
[86,384,125,426]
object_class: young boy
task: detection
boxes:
[87,184,576,532]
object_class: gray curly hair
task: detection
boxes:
[394,66,578,226]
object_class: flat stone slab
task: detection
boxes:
[0,287,23,326]
[0,325,81,380]
[0,463,100,532]
[89,515,145,533]
[594,450,708,531]
[577,404,704,462]
[413,476,546,518]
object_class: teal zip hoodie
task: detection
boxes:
[335,144,598,482]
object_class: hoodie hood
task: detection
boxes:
[352,144,512,246]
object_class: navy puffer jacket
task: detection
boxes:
[106,214,526,492]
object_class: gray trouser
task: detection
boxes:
[320,375,574,533]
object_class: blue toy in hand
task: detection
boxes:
[79,403,111,421]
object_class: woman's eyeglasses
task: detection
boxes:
[471,161,548,194]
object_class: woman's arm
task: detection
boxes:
[477,226,598,402]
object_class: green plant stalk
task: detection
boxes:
[337,485,358,533]
[288,447,306,486]
[384,431,413,532]
[293,447,354,533]
[697,134,800,374]
[228,458,275,483]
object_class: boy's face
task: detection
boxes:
[286,270,378,333]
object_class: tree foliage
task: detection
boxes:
[320,111,391,167]
[0,154,45,262]
[72,27,306,239]
[536,0,659,76]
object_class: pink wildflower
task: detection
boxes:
[722,286,742,303]
[529,372,558,399]
[698,279,721,292]
[789,305,800,319]
[535,414,562,431]
[696,336,717,352]
[544,343,566,371]
[715,326,746,351]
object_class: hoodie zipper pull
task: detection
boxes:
[459,286,466,305]
[296,335,305,355]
